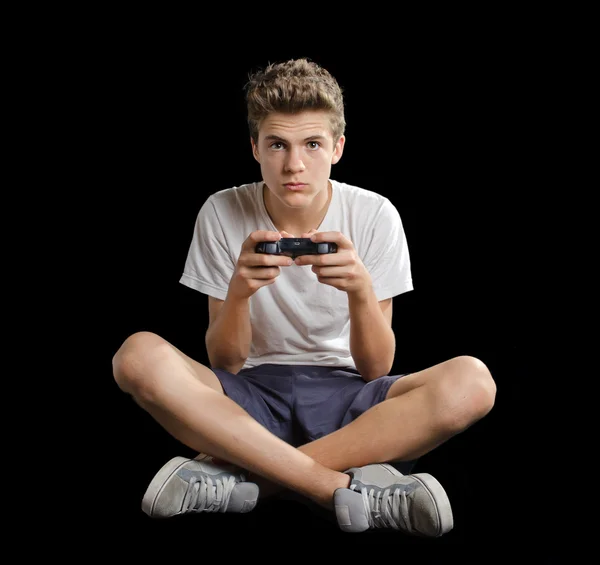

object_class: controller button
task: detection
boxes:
[317,243,329,254]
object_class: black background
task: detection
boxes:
[72,25,565,562]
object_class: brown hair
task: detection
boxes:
[244,58,346,144]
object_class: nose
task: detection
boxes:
[284,147,306,173]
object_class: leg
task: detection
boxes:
[296,355,496,470]
[303,356,496,535]
[113,331,349,508]
[247,356,494,501]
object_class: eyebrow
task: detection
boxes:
[264,134,326,143]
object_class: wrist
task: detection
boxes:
[226,284,253,305]
[347,281,374,303]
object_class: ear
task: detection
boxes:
[251,137,260,162]
[331,135,345,165]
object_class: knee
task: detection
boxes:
[112,331,172,398]
[436,355,496,432]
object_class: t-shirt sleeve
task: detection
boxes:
[179,197,235,301]
[363,198,413,301]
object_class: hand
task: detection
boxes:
[228,230,294,300]
[294,231,372,295]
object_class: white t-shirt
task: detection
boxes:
[180,179,413,370]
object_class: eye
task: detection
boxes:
[307,141,321,150]
[269,142,285,150]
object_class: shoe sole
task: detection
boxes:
[412,473,454,536]
[141,456,190,517]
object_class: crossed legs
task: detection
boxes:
[113,331,496,509]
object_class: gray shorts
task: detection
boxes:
[211,363,408,447]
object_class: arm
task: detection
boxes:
[295,231,396,382]
[205,295,251,374]
[204,229,293,374]
[348,292,395,381]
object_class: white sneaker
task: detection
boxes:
[141,456,259,518]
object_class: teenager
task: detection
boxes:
[113,57,496,536]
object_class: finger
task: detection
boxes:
[243,230,281,251]
[313,277,346,289]
[310,231,352,249]
[294,254,319,266]
[295,250,350,266]
[279,230,296,238]
[301,229,318,238]
[311,265,349,278]
[262,256,295,267]
[243,253,294,267]
[244,266,282,280]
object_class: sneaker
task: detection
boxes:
[141,455,259,518]
[333,463,453,536]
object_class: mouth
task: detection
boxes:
[284,183,307,191]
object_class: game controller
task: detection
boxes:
[255,238,338,259]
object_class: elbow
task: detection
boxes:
[206,349,246,375]
[205,341,246,375]
[357,359,394,382]
[212,359,246,375]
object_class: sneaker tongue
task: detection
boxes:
[226,482,259,513]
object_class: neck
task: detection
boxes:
[264,181,332,235]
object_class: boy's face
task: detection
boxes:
[251,110,345,209]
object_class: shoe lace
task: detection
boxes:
[351,484,411,530]
[182,473,237,513]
